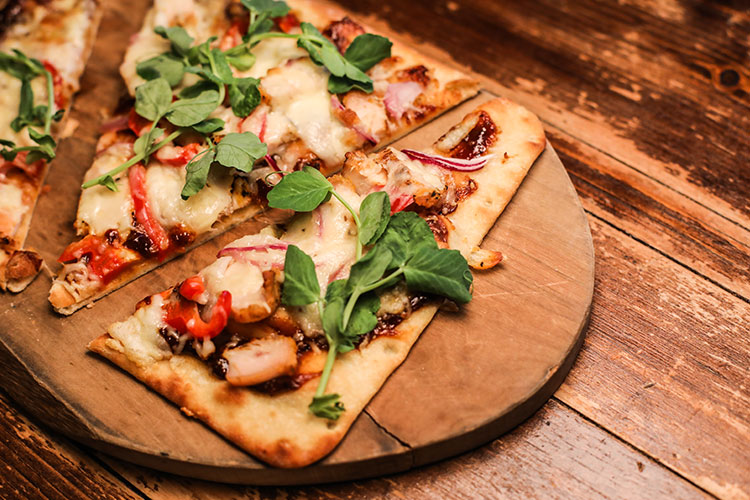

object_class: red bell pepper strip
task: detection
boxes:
[58,234,137,284]
[42,61,65,109]
[179,275,206,302]
[164,291,232,339]
[128,163,170,255]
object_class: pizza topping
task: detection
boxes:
[324,17,366,54]
[179,275,208,303]
[4,249,42,282]
[222,335,298,387]
[436,110,498,160]
[129,163,170,256]
[0,49,62,164]
[466,247,504,270]
[109,294,172,366]
[267,168,473,418]
[401,148,493,172]
[384,81,422,120]
[164,290,232,339]
[58,234,139,284]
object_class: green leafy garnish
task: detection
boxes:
[0,49,62,164]
[272,170,473,420]
[180,132,266,199]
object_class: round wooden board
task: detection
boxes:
[0,1,593,486]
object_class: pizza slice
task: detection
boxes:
[49,0,479,315]
[89,98,545,467]
[0,0,101,292]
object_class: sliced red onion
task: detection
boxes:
[100,114,129,133]
[401,148,493,172]
[331,95,377,144]
[384,81,422,120]
[330,94,345,111]
[217,243,289,259]
[265,154,279,171]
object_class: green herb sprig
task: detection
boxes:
[269,167,473,419]
[0,50,63,164]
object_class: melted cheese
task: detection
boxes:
[241,38,306,80]
[262,59,353,167]
[108,294,172,366]
[0,183,25,237]
[77,143,135,235]
[145,163,233,233]
[201,256,266,313]
[120,0,228,94]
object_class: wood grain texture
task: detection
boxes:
[557,216,750,499]
[0,390,140,500]
[342,0,750,229]
[101,400,711,500]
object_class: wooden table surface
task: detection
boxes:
[2,0,748,498]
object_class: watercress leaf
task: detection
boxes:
[181,149,216,199]
[325,279,348,303]
[309,393,344,420]
[344,291,379,337]
[241,0,290,18]
[214,132,266,171]
[403,246,473,303]
[191,117,225,134]
[267,166,333,211]
[226,50,255,72]
[26,146,54,164]
[358,191,390,246]
[166,88,219,126]
[136,53,185,87]
[344,33,392,72]
[228,77,261,118]
[28,128,55,148]
[133,126,164,158]
[154,26,194,57]
[0,51,42,80]
[319,44,346,76]
[134,77,172,121]
[327,74,373,94]
[0,139,15,147]
[376,211,437,269]
[0,149,16,161]
[211,48,235,84]
[178,80,215,98]
[10,79,34,132]
[321,295,344,345]
[51,109,64,122]
[281,244,320,306]
[347,246,392,295]
[101,175,119,192]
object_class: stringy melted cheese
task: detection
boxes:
[145,163,234,234]
[107,294,172,366]
[262,59,353,167]
[77,143,135,235]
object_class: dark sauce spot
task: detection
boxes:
[212,357,229,378]
[124,228,158,257]
[104,229,120,245]
[450,111,497,160]
[0,1,24,37]
[250,372,320,396]
[158,327,180,349]
[169,226,195,249]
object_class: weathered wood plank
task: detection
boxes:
[0,391,142,500]
[344,0,750,229]
[101,400,710,500]
[548,126,750,300]
[556,217,750,500]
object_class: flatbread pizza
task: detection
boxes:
[89,97,545,467]
[49,0,479,314]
